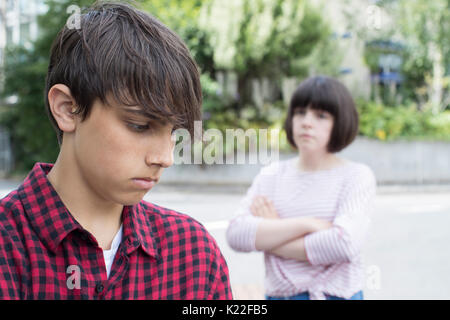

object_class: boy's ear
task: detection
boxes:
[48,84,78,133]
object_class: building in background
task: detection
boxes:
[0,0,47,174]
[0,0,47,96]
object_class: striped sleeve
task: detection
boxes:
[225,169,268,252]
[304,165,377,266]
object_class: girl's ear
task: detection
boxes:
[47,84,78,133]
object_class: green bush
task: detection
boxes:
[426,111,450,140]
[357,99,450,141]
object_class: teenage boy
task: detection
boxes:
[0,1,232,299]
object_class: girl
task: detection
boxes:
[226,76,376,300]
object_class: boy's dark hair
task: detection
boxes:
[45,0,202,145]
[284,76,359,153]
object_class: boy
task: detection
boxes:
[0,1,232,299]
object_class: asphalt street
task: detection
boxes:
[1,179,449,300]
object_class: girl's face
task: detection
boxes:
[291,105,334,154]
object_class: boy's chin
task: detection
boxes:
[117,193,147,206]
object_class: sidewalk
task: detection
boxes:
[154,181,450,195]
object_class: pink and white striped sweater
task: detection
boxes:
[226,157,377,300]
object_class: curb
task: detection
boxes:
[154,181,450,194]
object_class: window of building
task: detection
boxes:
[20,23,30,44]
[6,26,13,45]
[6,0,15,13]
[19,0,29,15]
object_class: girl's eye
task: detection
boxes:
[317,111,329,119]
[294,108,306,115]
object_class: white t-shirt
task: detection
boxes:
[102,224,123,279]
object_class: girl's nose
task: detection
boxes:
[301,110,314,127]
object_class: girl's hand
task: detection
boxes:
[250,196,279,219]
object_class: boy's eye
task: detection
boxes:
[127,122,150,132]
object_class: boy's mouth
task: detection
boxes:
[132,177,158,189]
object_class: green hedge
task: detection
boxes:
[357,100,450,141]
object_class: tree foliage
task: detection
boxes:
[201,0,332,108]
[378,0,450,112]
[142,0,216,77]
[0,0,94,172]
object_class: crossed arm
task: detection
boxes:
[251,196,332,261]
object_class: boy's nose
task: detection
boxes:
[145,134,175,168]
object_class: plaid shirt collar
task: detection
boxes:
[17,162,159,258]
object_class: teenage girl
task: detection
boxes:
[226,76,376,300]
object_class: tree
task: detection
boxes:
[379,0,450,113]
[199,0,333,110]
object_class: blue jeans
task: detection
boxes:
[266,291,364,300]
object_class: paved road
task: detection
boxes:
[1,180,449,300]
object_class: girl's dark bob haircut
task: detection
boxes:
[284,76,359,153]
[45,1,202,145]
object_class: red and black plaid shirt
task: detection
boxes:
[0,163,232,299]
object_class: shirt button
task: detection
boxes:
[95,282,104,294]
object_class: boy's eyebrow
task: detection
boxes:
[122,107,157,120]
[121,107,173,127]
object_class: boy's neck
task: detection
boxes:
[47,151,123,250]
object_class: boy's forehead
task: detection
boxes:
[102,94,174,126]
[104,98,149,117]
